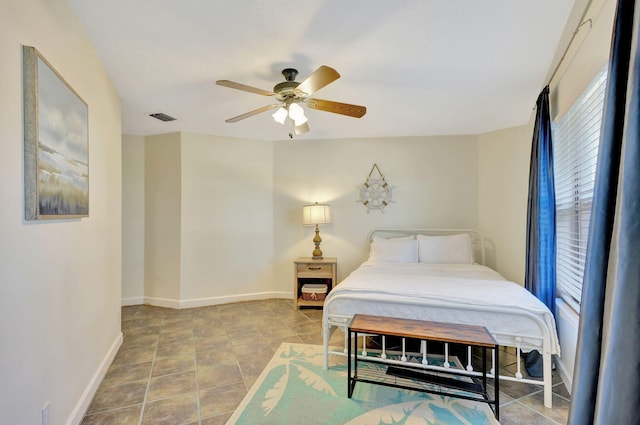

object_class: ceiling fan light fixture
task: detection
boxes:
[218,65,366,134]
[272,106,288,124]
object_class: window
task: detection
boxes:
[553,65,608,313]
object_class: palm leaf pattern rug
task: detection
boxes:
[227,343,499,425]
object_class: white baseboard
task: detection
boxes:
[141,296,182,309]
[556,353,574,394]
[121,296,144,306]
[65,332,123,425]
[178,291,292,308]
[129,291,293,309]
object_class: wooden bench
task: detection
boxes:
[348,314,500,419]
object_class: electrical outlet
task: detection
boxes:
[42,402,50,425]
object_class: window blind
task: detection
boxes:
[552,65,607,313]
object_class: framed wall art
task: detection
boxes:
[23,45,89,220]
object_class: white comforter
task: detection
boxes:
[324,261,560,354]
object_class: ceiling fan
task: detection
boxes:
[216,65,366,136]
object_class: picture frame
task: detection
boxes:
[23,45,89,220]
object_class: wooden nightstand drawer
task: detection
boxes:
[297,263,333,275]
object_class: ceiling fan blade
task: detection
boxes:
[225,104,280,123]
[216,80,275,96]
[306,98,367,118]
[294,66,340,97]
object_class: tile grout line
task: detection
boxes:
[191,322,202,425]
[136,311,162,425]
[504,383,569,425]
[509,399,566,425]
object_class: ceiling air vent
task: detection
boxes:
[149,112,176,122]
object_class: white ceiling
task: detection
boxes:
[67,0,577,141]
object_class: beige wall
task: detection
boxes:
[179,133,275,302]
[477,121,535,284]
[145,133,182,303]
[0,0,122,423]
[551,0,616,120]
[122,134,145,303]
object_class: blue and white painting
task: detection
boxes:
[36,56,88,217]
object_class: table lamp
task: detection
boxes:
[302,202,331,259]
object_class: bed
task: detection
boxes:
[322,228,560,408]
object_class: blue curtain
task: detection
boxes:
[525,86,556,316]
[568,0,640,424]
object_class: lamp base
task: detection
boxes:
[311,225,323,260]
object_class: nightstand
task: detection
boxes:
[293,257,337,309]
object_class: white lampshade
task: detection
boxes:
[295,122,310,134]
[272,106,288,124]
[302,202,331,225]
[288,102,308,126]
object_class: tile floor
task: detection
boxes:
[81,300,570,424]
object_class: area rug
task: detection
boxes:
[227,343,499,425]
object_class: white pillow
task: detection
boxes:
[369,236,418,263]
[417,233,473,264]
